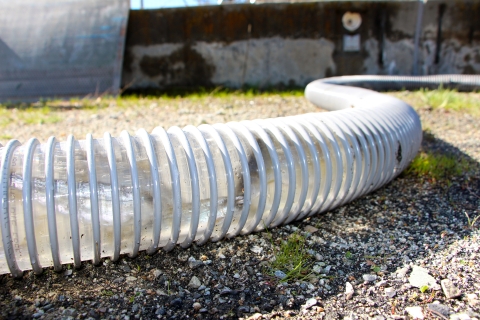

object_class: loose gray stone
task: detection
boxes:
[152,269,162,278]
[113,277,124,284]
[376,280,388,287]
[363,274,377,282]
[313,265,323,274]
[396,266,410,278]
[304,225,319,233]
[385,287,396,298]
[188,276,202,289]
[238,306,250,313]
[125,276,137,282]
[441,279,462,299]
[188,257,203,269]
[274,270,287,280]
[302,298,317,309]
[315,253,324,261]
[408,266,440,290]
[155,307,166,315]
[250,246,263,254]
[178,254,189,262]
[64,269,73,276]
[345,282,354,300]
[63,308,77,317]
[427,303,450,318]
[131,303,140,313]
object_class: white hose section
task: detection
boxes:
[0,80,422,277]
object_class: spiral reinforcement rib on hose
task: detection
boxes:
[0,77,428,278]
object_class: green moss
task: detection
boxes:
[269,233,312,282]
[405,151,473,182]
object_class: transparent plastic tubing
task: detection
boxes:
[2,75,478,278]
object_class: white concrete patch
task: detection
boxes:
[194,37,336,87]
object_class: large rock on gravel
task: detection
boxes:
[408,266,440,290]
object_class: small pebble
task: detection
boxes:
[152,269,162,278]
[192,302,201,311]
[384,287,396,298]
[274,270,287,280]
[427,303,450,318]
[345,282,354,300]
[250,246,263,254]
[441,279,461,299]
[304,225,318,233]
[302,298,317,309]
[188,276,202,289]
[363,274,377,282]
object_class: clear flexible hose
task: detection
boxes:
[0,76,429,277]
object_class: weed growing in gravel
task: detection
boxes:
[102,290,114,297]
[269,232,312,282]
[465,212,480,229]
[419,88,480,116]
[419,285,429,293]
[405,151,472,182]
[19,107,62,125]
[0,105,62,128]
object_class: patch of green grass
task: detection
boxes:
[269,233,312,282]
[0,107,14,128]
[121,86,304,100]
[102,290,114,297]
[405,151,472,182]
[18,107,62,125]
[419,88,480,116]
[0,134,13,140]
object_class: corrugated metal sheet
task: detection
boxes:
[0,0,129,101]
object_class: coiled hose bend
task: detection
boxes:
[1,74,475,278]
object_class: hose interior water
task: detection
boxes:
[2,75,477,277]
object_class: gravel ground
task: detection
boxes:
[0,92,479,320]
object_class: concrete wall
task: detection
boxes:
[122,0,480,90]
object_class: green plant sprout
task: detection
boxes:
[269,233,312,282]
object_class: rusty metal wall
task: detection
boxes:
[0,0,129,101]
[122,0,480,90]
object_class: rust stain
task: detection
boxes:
[138,44,215,88]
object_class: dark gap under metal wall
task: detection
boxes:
[122,0,480,90]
